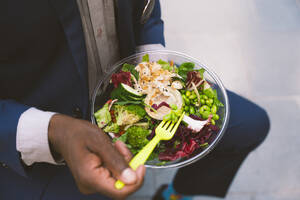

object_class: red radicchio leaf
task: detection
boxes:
[186,71,203,89]
[159,150,188,161]
[111,71,132,88]
[151,102,170,112]
[159,139,198,161]
[183,139,198,154]
[158,123,220,161]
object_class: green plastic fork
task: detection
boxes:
[115,112,185,189]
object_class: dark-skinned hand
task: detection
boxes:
[48,114,145,199]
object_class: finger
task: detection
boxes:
[88,130,137,184]
[70,149,104,194]
[115,141,133,163]
[91,165,146,199]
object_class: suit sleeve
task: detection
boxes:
[134,0,165,46]
[0,100,29,177]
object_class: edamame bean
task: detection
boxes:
[171,112,176,120]
[186,90,191,97]
[184,106,189,112]
[211,105,217,114]
[164,114,171,121]
[202,111,211,119]
[211,119,216,125]
[213,114,219,121]
[189,94,197,99]
[201,105,210,111]
[199,106,205,114]
[190,106,195,114]
[208,98,213,105]
[174,109,182,116]
[185,97,190,105]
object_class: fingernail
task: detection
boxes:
[121,168,136,183]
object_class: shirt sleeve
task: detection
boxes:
[135,43,165,53]
[16,107,59,166]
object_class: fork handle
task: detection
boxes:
[115,135,161,189]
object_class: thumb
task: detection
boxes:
[119,168,137,184]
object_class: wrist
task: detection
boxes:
[48,114,70,159]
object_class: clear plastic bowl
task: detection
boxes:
[91,50,230,169]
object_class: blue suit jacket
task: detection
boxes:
[0,0,164,199]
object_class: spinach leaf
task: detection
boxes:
[122,63,139,80]
[197,68,205,79]
[178,62,195,80]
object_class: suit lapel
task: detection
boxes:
[48,0,88,86]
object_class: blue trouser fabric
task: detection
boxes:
[173,90,270,197]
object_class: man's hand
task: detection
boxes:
[48,114,145,199]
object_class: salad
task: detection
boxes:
[94,54,224,163]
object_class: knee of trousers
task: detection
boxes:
[233,104,270,152]
[216,103,270,154]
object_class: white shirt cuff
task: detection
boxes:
[16,108,58,166]
[136,43,165,53]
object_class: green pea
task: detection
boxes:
[211,105,217,114]
[186,90,191,97]
[202,111,211,119]
[213,114,219,121]
[200,99,205,105]
[211,119,216,125]
[182,94,186,99]
[203,95,208,100]
[189,106,195,115]
[184,106,189,112]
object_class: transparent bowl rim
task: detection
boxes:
[91,50,230,169]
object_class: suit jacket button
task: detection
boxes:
[1,163,8,168]
[72,107,83,119]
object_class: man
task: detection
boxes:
[0,1,270,200]
[0,0,164,199]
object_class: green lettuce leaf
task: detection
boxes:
[103,122,120,133]
[142,54,149,62]
[94,103,111,128]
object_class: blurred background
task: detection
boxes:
[130,0,300,199]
